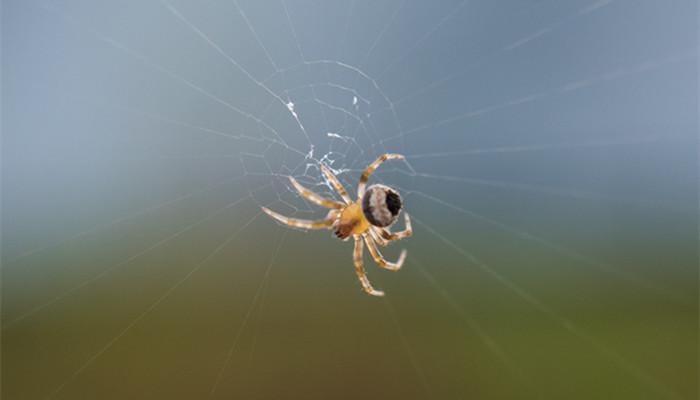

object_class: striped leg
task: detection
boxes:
[289,176,344,209]
[357,154,404,199]
[369,228,389,246]
[362,233,406,271]
[319,164,352,204]
[372,213,412,242]
[262,207,339,229]
[353,235,384,296]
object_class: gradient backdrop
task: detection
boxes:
[3,1,698,399]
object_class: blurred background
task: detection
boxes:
[2,0,697,399]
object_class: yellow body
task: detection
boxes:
[261,154,411,296]
[334,202,370,239]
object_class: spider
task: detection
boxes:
[262,154,412,296]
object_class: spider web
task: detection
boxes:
[2,1,697,399]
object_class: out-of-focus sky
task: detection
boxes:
[3,1,697,399]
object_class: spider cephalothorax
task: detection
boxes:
[262,154,412,296]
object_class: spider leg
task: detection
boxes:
[319,164,353,205]
[362,233,406,271]
[372,213,412,241]
[357,153,404,199]
[288,176,344,209]
[262,207,339,230]
[369,228,389,246]
[353,235,384,296]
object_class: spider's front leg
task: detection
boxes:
[353,235,384,296]
[288,176,344,209]
[319,164,353,205]
[262,207,340,230]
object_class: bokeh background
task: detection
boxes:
[3,1,697,399]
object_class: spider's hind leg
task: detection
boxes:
[363,233,406,271]
[369,228,389,246]
[372,213,412,242]
[357,154,404,198]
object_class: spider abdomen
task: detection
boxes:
[361,184,402,227]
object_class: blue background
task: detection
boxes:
[3,1,697,398]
